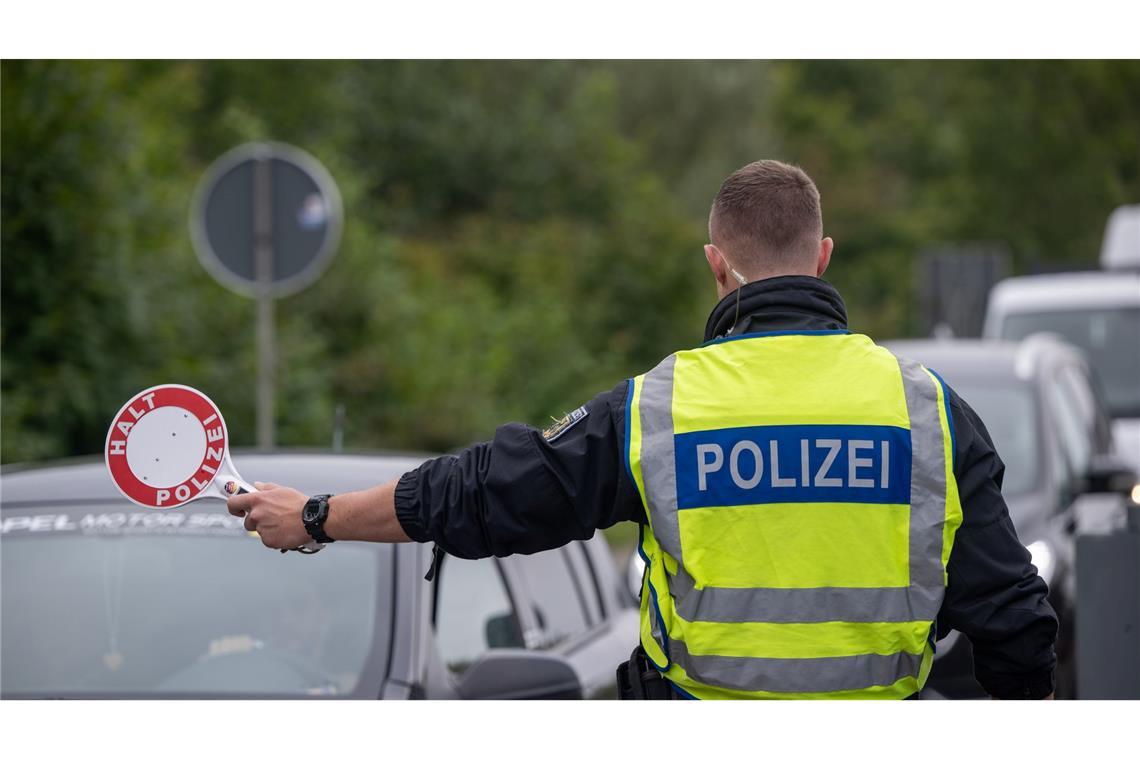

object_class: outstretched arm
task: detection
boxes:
[227,381,644,556]
[226,478,410,548]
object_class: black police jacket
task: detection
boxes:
[395,275,1058,699]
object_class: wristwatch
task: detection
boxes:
[302,494,336,544]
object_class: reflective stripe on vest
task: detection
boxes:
[627,332,963,699]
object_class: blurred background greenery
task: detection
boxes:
[3,60,1139,464]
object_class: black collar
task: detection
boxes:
[702,275,850,343]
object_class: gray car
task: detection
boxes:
[0,452,639,699]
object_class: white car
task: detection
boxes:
[983,206,1140,475]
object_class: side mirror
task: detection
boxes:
[1079,454,1137,496]
[455,650,583,700]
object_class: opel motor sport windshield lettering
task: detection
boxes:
[1,510,245,536]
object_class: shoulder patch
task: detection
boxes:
[543,405,589,442]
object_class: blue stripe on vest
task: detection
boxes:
[674,424,912,509]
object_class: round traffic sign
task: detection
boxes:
[190,142,342,298]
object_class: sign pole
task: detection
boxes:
[253,151,275,449]
[191,142,342,452]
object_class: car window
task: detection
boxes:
[1058,364,1096,436]
[1043,416,1070,506]
[507,548,592,649]
[0,505,384,697]
[433,555,522,676]
[942,380,1040,498]
[1000,307,1140,418]
[563,542,605,622]
[1043,370,1093,482]
[1058,363,1113,452]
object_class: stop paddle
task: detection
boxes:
[104,384,320,552]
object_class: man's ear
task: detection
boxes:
[816,237,834,277]
[705,244,730,288]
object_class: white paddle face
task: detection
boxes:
[105,384,252,510]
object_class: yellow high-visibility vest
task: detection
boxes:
[625,330,962,699]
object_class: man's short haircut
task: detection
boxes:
[709,160,822,272]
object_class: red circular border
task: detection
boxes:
[105,385,227,509]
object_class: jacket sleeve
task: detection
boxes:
[937,386,1059,699]
[392,380,645,559]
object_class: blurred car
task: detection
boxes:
[0,452,639,699]
[982,207,1140,474]
[885,336,1136,698]
[983,272,1140,474]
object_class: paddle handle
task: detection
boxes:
[224,480,324,554]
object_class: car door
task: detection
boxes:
[1058,361,1115,457]
[1050,359,1127,530]
[502,545,597,651]
[421,539,638,699]
[1038,358,1113,606]
[501,537,639,698]
[430,553,526,690]
[559,537,642,698]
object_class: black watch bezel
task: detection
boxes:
[302,494,335,544]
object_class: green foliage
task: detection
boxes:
[770,61,1140,335]
[3,61,1138,463]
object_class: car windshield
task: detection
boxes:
[944,381,1041,498]
[1,504,387,697]
[1000,307,1140,418]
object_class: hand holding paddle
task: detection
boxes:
[226,481,314,551]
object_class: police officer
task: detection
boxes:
[229,160,1058,700]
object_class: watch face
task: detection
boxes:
[303,502,319,522]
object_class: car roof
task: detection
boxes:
[0,450,429,506]
[883,337,1082,383]
[986,270,1140,315]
